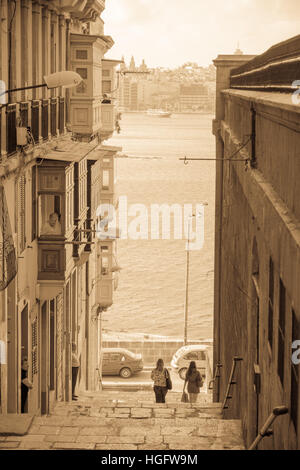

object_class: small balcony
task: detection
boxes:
[0,96,66,161]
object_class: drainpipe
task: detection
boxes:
[65,18,71,127]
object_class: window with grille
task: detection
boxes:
[31,318,38,382]
[291,309,299,434]
[76,49,88,60]
[268,258,274,349]
[277,279,286,385]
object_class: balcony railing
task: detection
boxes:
[0,97,66,161]
[6,104,17,156]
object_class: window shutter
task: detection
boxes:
[31,318,38,382]
[32,166,37,241]
[18,175,26,253]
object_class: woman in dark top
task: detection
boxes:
[184,361,203,403]
[21,357,33,413]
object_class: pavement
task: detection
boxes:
[0,390,245,450]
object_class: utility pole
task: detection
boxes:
[183,217,192,346]
[183,206,207,345]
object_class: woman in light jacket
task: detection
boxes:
[151,358,170,403]
[184,361,203,403]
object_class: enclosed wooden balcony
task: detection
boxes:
[100,103,116,140]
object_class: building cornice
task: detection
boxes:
[47,1,105,22]
[71,32,114,50]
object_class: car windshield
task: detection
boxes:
[174,347,187,358]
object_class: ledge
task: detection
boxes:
[222,88,300,115]
[0,415,34,436]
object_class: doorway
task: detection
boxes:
[20,304,29,413]
[7,278,17,413]
[40,301,49,415]
[247,238,261,447]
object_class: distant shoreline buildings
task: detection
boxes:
[115,57,216,113]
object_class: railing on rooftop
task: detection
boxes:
[0,96,66,160]
[230,34,300,91]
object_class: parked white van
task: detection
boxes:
[170,344,208,380]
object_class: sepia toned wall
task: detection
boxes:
[213,46,300,450]
[0,0,120,416]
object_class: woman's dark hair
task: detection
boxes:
[156,358,164,370]
[186,361,197,378]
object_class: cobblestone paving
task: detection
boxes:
[0,391,245,450]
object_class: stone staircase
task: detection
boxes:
[0,390,245,450]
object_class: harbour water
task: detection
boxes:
[105,112,215,341]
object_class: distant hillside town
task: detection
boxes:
[115,56,217,113]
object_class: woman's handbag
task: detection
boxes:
[198,373,204,388]
[181,391,189,403]
[165,369,172,390]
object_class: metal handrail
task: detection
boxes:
[208,362,222,390]
[248,406,288,450]
[222,356,243,410]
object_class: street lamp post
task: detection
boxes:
[183,205,207,345]
[183,216,192,346]
[0,71,83,104]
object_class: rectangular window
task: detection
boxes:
[38,194,62,237]
[277,279,286,385]
[18,175,26,253]
[102,170,109,190]
[101,246,109,275]
[76,50,88,60]
[50,299,55,391]
[291,309,299,434]
[76,68,88,80]
[268,257,274,349]
[102,80,111,93]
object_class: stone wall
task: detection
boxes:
[102,339,212,367]
[213,52,300,450]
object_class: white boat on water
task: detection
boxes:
[147,109,172,118]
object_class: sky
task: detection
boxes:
[102,0,300,68]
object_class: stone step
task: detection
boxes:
[0,390,245,450]
[0,416,245,450]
